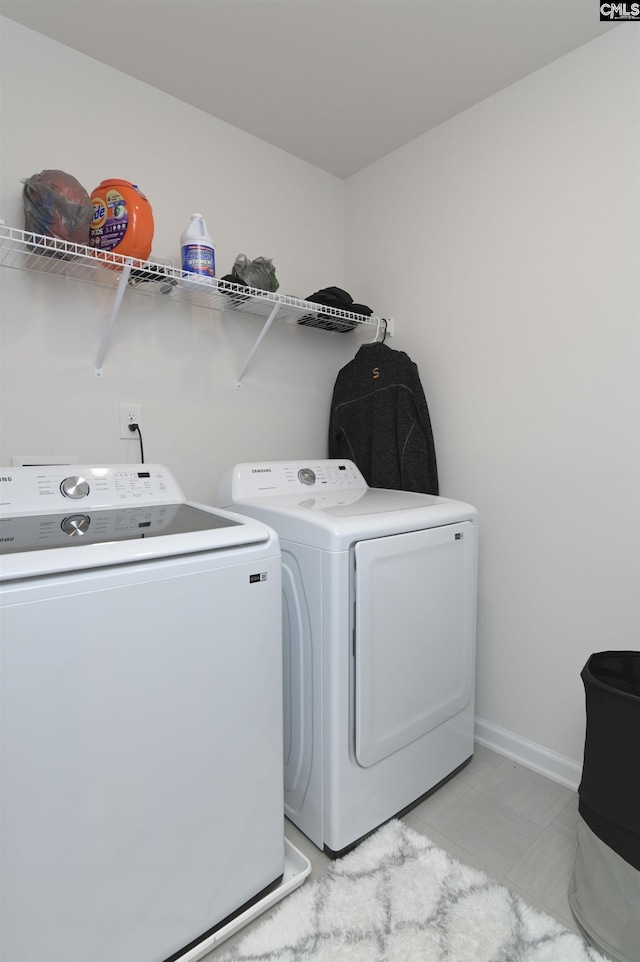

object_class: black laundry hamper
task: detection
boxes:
[569,651,640,962]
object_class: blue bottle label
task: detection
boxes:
[182,244,215,277]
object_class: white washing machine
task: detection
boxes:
[0,464,297,962]
[217,459,478,856]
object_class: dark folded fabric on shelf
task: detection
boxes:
[300,286,373,332]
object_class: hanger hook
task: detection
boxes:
[366,318,387,344]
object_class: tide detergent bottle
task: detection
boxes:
[90,179,154,265]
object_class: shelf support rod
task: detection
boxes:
[94,260,133,378]
[236,302,281,388]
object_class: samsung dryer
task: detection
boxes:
[217,459,478,857]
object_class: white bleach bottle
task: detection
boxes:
[181,213,216,288]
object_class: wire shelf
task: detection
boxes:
[0,223,388,383]
[0,224,384,329]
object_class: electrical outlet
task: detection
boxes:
[120,403,143,440]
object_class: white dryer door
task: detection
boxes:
[354,522,476,768]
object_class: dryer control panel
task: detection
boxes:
[222,459,368,501]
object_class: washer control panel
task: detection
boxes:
[0,464,185,516]
[225,459,368,501]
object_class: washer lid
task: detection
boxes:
[0,503,274,580]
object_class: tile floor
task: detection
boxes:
[204,744,584,959]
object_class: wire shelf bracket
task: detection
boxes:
[235,301,281,388]
[94,260,133,378]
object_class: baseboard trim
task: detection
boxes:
[474,717,582,791]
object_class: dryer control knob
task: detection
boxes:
[60,476,90,499]
[298,468,316,486]
[61,514,90,536]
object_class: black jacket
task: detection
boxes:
[328,343,439,494]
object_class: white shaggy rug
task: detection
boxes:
[217,820,610,961]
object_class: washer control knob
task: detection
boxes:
[61,514,90,537]
[60,476,90,499]
[298,468,316,486]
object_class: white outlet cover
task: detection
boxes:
[120,403,142,439]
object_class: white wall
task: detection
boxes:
[0,18,361,503]
[346,28,640,774]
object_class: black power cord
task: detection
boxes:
[128,422,145,464]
